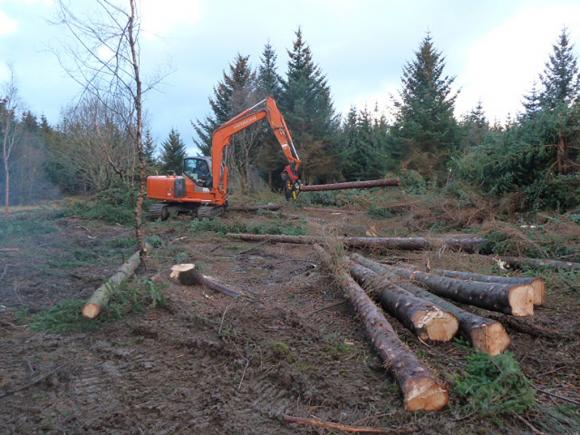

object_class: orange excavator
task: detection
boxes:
[147,97,302,220]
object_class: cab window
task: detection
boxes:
[184,158,211,187]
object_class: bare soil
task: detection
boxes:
[0,202,578,433]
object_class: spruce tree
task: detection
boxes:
[143,129,157,169]
[539,28,579,110]
[461,101,489,147]
[256,41,281,99]
[255,42,285,187]
[521,82,542,120]
[393,33,459,178]
[160,129,186,174]
[280,28,338,182]
[193,54,256,157]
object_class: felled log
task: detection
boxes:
[300,178,400,192]
[349,262,459,342]
[170,264,241,298]
[426,268,546,306]
[314,245,448,412]
[226,233,485,253]
[499,256,580,272]
[351,257,534,316]
[83,244,150,319]
[228,203,281,212]
[351,255,510,355]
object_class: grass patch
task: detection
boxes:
[455,352,535,417]
[0,214,57,243]
[367,204,395,219]
[28,280,167,333]
[191,218,306,236]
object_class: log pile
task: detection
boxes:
[311,245,548,410]
[314,245,449,412]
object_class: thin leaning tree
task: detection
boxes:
[55,0,157,261]
[1,71,21,216]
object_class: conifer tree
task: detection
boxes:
[539,28,579,109]
[256,41,281,99]
[461,101,489,147]
[392,33,459,178]
[160,129,186,174]
[255,42,285,187]
[280,28,338,182]
[143,129,157,169]
[521,82,542,120]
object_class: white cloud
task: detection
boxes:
[338,80,399,122]
[0,9,18,36]
[140,0,203,39]
[456,3,580,122]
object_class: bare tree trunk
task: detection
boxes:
[2,157,9,215]
[128,0,147,262]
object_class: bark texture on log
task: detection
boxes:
[349,262,458,342]
[228,203,281,212]
[352,255,510,355]
[499,256,580,272]
[170,264,241,297]
[426,268,546,306]
[83,244,150,319]
[314,245,448,412]
[300,178,400,192]
[226,233,485,253]
[351,254,533,316]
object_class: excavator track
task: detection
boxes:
[197,206,225,219]
[148,203,169,221]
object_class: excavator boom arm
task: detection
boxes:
[210,97,301,196]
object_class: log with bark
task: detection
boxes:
[349,262,459,342]
[226,233,485,253]
[300,178,400,192]
[314,245,448,412]
[228,203,281,212]
[498,256,580,272]
[424,268,546,306]
[83,243,151,319]
[351,255,534,317]
[351,255,511,355]
[170,264,241,298]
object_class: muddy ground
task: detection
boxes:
[0,199,578,434]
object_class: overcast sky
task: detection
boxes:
[1,0,579,154]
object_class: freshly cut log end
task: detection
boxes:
[403,377,449,412]
[82,303,101,319]
[412,310,459,342]
[470,322,511,356]
[531,278,546,305]
[508,285,534,317]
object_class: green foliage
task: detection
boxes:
[0,213,57,243]
[160,129,186,174]
[60,187,136,225]
[28,280,166,334]
[146,234,163,248]
[392,33,460,178]
[190,217,306,236]
[455,352,535,417]
[399,169,428,194]
[367,204,394,219]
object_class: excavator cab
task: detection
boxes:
[183,156,212,188]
